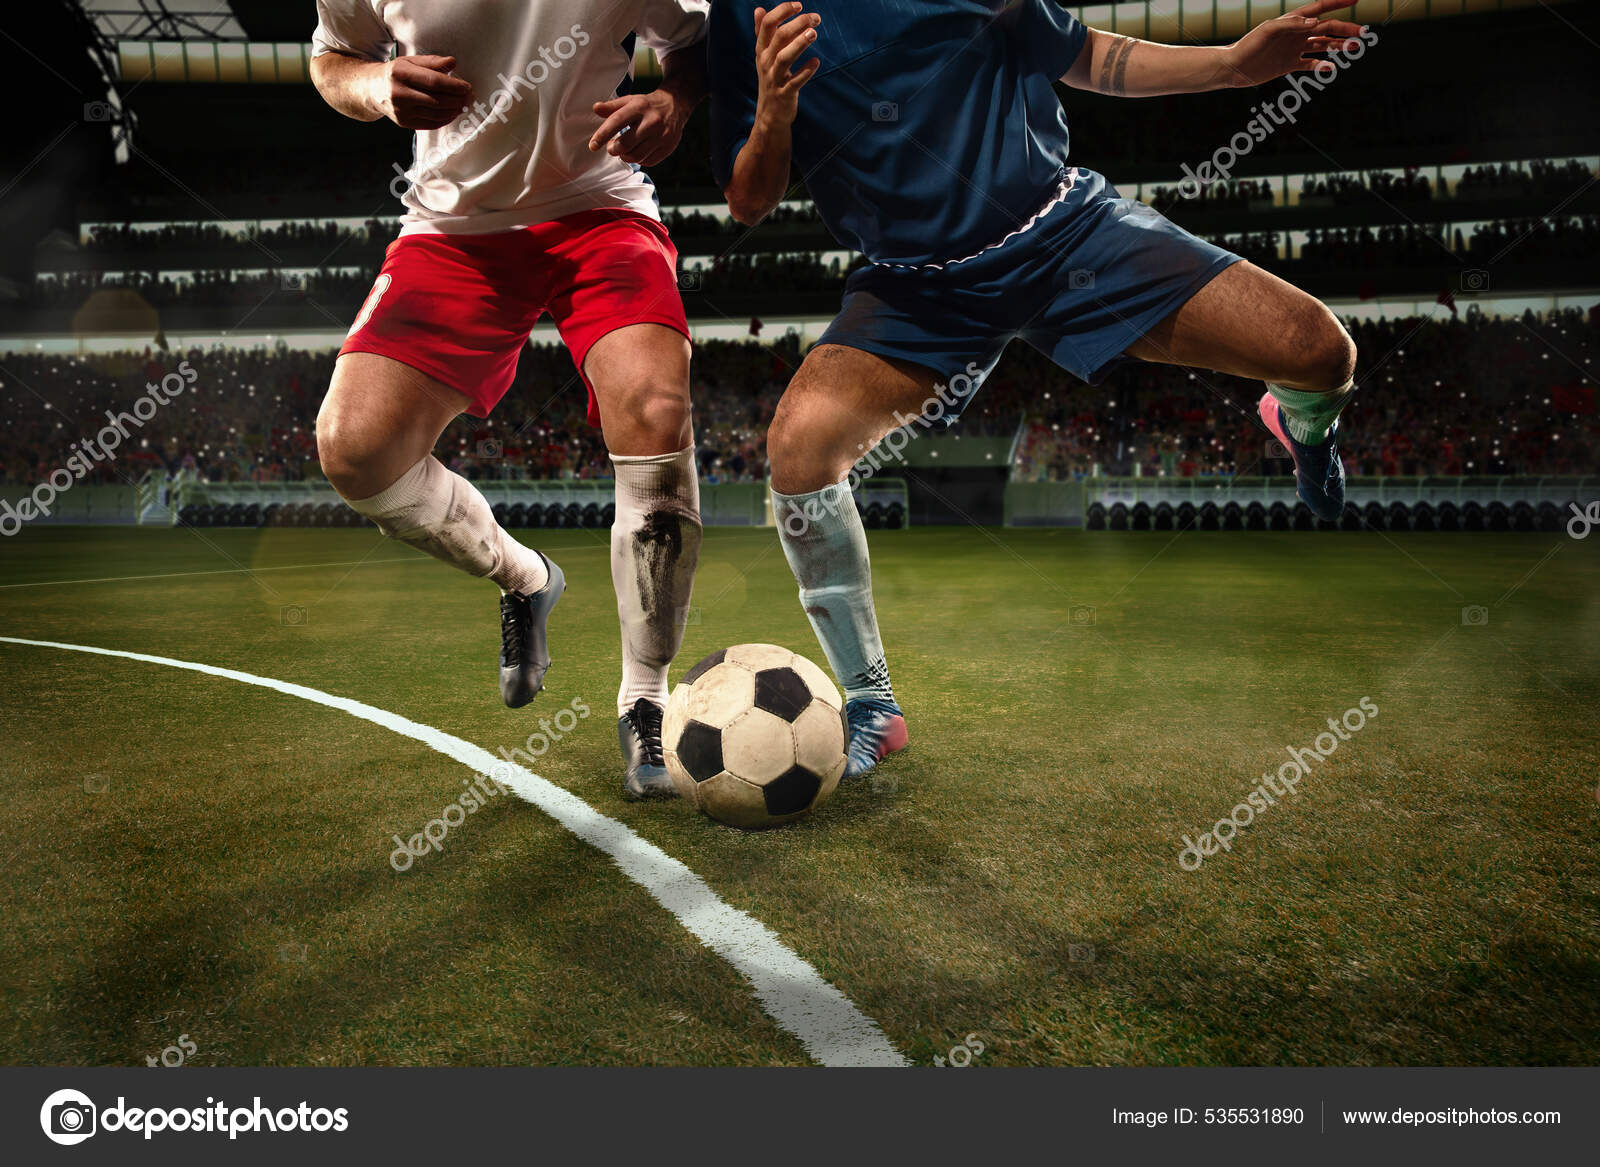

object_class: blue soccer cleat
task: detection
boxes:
[1259,391,1346,522]
[844,697,909,779]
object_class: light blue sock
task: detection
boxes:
[771,482,897,706]
[1267,379,1354,444]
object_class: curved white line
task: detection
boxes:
[0,634,906,1068]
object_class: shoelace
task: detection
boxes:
[499,596,526,668]
[627,700,666,767]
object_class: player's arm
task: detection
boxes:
[1061,0,1366,96]
[309,51,474,128]
[589,40,709,166]
[722,3,821,227]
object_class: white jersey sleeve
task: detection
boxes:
[311,0,395,61]
[635,0,709,57]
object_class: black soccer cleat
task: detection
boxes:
[618,697,677,801]
[498,553,564,708]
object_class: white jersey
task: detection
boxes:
[312,0,708,235]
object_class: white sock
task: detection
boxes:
[346,456,549,595]
[772,482,896,706]
[1268,378,1354,444]
[611,447,702,717]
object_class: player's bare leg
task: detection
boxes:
[585,323,703,800]
[1124,260,1358,519]
[767,344,942,778]
[316,352,563,707]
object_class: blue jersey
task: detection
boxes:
[708,0,1089,268]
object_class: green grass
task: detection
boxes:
[2,524,1597,1065]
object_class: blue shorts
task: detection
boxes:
[817,168,1241,420]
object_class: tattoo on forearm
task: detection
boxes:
[1098,36,1136,95]
[1107,37,1132,94]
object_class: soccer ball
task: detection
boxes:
[664,643,847,829]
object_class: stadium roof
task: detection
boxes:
[82,0,246,41]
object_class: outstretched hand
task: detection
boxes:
[1222,0,1368,88]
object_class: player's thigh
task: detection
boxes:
[1124,260,1355,389]
[582,323,693,456]
[767,344,944,495]
[316,352,471,497]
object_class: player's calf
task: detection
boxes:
[772,481,908,778]
[335,453,560,703]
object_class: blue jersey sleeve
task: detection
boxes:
[708,0,759,191]
[1012,0,1089,79]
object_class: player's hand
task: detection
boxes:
[1221,0,1367,88]
[753,3,821,130]
[589,90,688,167]
[379,54,474,130]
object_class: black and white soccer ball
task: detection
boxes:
[664,644,847,829]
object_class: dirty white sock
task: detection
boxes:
[610,446,702,717]
[346,455,548,594]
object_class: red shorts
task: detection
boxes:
[340,208,689,425]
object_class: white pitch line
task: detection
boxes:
[0,545,610,590]
[0,634,906,1068]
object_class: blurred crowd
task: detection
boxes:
[16,213,1598,317]
[1295,215,1600,269]
[1009,307,1598,480]
[2,312,1594,490]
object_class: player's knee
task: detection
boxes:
[315,411,380,500]
[767,394,846,494]
[607,377,691,451]
[1277,306,1356,393]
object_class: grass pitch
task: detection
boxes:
[2,524,1597,1066]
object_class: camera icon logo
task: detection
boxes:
[1069,269,1096,291]
[1067,942,1096,964]
[1069,603,1097,627]
[1461,605,1489,626]
[871,101,899,123]
[83,774,109,794]
[280,604,308,626]
[475,438,503,459]
[1265,438,1290,460]
[40,1089,97,1145]
[279,272,306,292]
[1459,268,1490,293]
[83,102,112,123]
[677,269,703,292]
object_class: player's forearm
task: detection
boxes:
[725,117,792,226]
[1064,31,1236,97]
[310,52,388,121]
[657,40,708,113]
